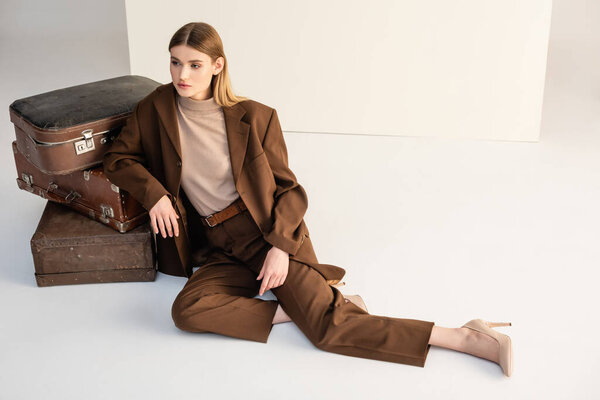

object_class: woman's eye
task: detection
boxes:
[191,64,200,69]
[171,61,179,66]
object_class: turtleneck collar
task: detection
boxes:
[176,92,221,114]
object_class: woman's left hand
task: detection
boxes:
[257,246,289,296]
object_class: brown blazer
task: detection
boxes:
[103,82,345,283]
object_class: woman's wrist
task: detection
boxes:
[271,246,289,256]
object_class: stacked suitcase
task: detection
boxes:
[9,75,162,287]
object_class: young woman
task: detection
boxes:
[103,22,513,376]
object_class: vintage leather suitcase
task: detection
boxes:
[9,75,160,175]
[13,140,148,233]
[31,201,157,287]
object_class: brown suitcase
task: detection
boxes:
[13,140,148,233]
[9,75,160,175]
[30,201,157,287]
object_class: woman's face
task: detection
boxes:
[169,44,224,100]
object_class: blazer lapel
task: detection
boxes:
[152,83,250,188]
[223,104,251,188]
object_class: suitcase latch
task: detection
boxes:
[100,204,114,223]
[100,130,118,145]
[74,129,96,155]
[21,173,34,193]
[21,173,34,187]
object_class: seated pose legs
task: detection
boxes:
[171,205,513,376]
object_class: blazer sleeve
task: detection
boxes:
[103,102,171,211]
[261,108,309,256]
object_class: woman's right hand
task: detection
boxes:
[149,195,179,238]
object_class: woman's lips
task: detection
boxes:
[178,83,190,88]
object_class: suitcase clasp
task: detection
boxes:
[100,204,114,223]
[74,129,96,155]
[21,173,34,187]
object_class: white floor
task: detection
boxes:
[1,2,599,400]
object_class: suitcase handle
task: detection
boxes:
[44,182,81,204]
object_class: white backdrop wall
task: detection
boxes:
[125,0,553,142]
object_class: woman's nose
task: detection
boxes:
[180,67,190,79]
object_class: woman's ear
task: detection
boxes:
[214,56,225,75]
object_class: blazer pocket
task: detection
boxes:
[245,151,271,174]
[244,151,276,191]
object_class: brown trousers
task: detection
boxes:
[171,205,435,367]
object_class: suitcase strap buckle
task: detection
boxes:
[46,182,81,204]
[64,191,81,203]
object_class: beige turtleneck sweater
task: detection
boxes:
[175,93,240,217]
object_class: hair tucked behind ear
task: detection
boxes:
[169,22,249,107]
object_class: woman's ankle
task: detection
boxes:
[272,303,292,324]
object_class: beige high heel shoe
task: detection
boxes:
[328,281,369,313]
[462,318,513,377]
[344,294,368,313]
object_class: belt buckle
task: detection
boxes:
[204,214,217,227]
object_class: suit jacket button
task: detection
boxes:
[176,161,182,167]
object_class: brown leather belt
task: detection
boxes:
[201,197,247,228]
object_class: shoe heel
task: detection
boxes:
[486,321,512,328]
[328,280,346,288]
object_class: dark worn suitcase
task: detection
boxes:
[9,75,160,175]
[31,201,157,287]
[13,141,148,233]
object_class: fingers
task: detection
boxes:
[271,275,281,289]
[155,213,180,238]
[164,213,173,237]
[157,215,167,238]
[257,248,289,295]
[274,274,287,289]
[150,214,158,235]
[259,275,271,296]
[149,198,180,238]
[169,212,179,237]
[259,273,287,295]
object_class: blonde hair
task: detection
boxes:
[168,22,249,107]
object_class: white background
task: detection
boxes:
[126,0,552,142]
[1,0,599,399]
